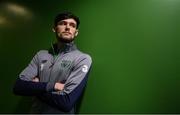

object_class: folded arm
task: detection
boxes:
[13,52,55,95]
[38,55,92,112]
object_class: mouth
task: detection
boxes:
[62,32,71,35]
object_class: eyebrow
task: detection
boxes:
[59,20,76,24]
[58,20,77,27]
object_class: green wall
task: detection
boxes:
[0,0,179,113]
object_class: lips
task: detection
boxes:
[62,32,71,35]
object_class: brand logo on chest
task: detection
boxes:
[60,60,72,69]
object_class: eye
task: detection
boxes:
[69,22,76,28]
[58,21,67,26]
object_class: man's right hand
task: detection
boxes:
[54,82,65,91]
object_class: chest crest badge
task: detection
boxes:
[60,60,72,69]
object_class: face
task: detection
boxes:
[53,18,78,43]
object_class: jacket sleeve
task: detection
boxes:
[13,52,54,96]
[38,55,92,112]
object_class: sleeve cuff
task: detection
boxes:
[46,82,55,92]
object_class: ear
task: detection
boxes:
[75,30,79,36]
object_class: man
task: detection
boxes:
[13,11,92,114]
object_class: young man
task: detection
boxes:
[13,12,92,114]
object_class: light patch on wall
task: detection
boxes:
[6,3,27,15]
[5,2,33,19]
[0,2,34,28]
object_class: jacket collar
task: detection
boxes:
[49,42,77,55]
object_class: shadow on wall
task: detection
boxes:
[14,97,33,113]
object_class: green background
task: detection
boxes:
[0,0,179,113]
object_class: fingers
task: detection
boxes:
[32,77,39,82]
[54,82,65,91]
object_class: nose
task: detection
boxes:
[65,27,70,31]
[65,24,70,31]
